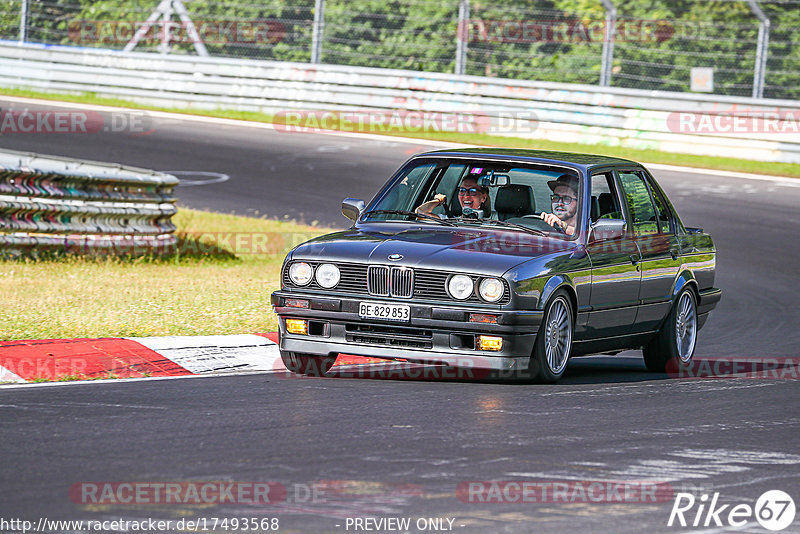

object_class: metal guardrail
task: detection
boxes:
[1,42,799,164]
[0,148,178,255]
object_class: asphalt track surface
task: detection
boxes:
[1,99,800,533]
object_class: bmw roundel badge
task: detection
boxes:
[388,254,403,261]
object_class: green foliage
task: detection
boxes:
[322,0,458,70]
[0,0,22,39]
[1,0,797,99]
[762,3,800,99]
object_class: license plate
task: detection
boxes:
[359,302,410,322]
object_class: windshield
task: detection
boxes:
[362,158,582,238]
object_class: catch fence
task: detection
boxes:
[1,0,798,100]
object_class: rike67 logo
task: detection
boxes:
[668,490,796,531]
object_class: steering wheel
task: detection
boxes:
[520,214,566,234]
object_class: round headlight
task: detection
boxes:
[448,274,474,300]
[315,263,340,288]
[479,277,505,302]
[288,262,313,286]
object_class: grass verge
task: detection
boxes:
[2,87,799,178]
[0,208,329,340]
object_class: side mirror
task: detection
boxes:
[342,198,365,221]
[589,219,627,242]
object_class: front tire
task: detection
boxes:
[280,351,336,377]
[526,291,574,383]
[643,287,698,372]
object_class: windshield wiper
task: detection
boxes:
[361,209,457,226]
[457,217,547,236]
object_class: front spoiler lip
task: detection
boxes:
[279,335,530,371]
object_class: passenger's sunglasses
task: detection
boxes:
[551,194,577,205]
[458,187,481,195]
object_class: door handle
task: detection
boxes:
[670,248,679,260]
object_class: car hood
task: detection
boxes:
[290,224,579,276]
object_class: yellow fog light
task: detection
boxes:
[286,319,309,335]
[477,335,503,351]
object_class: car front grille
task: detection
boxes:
[283,262,510,305]
[337,264,369,293]
[367,266,390,296]
[390,267,414,298]
[364,265,414,298]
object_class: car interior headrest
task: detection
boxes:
[495,185,535,219]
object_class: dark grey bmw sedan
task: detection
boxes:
[271,148,721,382]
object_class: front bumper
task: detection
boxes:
[271,291,543,371]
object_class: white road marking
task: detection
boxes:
[506,449,800,485]
[671,449,800,465]
[0,369,278,390]
[0,401,167,409]
[647,162,800,186]
[166,170,231,186]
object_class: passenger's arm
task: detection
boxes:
[415,194,447,216]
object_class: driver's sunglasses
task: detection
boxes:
[458,187,481,195]
[551,194,577,205]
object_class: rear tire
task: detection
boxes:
[643,287,697,372]
[280,351,336,376]
[525,291,573,383]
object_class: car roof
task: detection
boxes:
[415,148,641,173]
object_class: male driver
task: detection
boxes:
[541,174,578,235]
